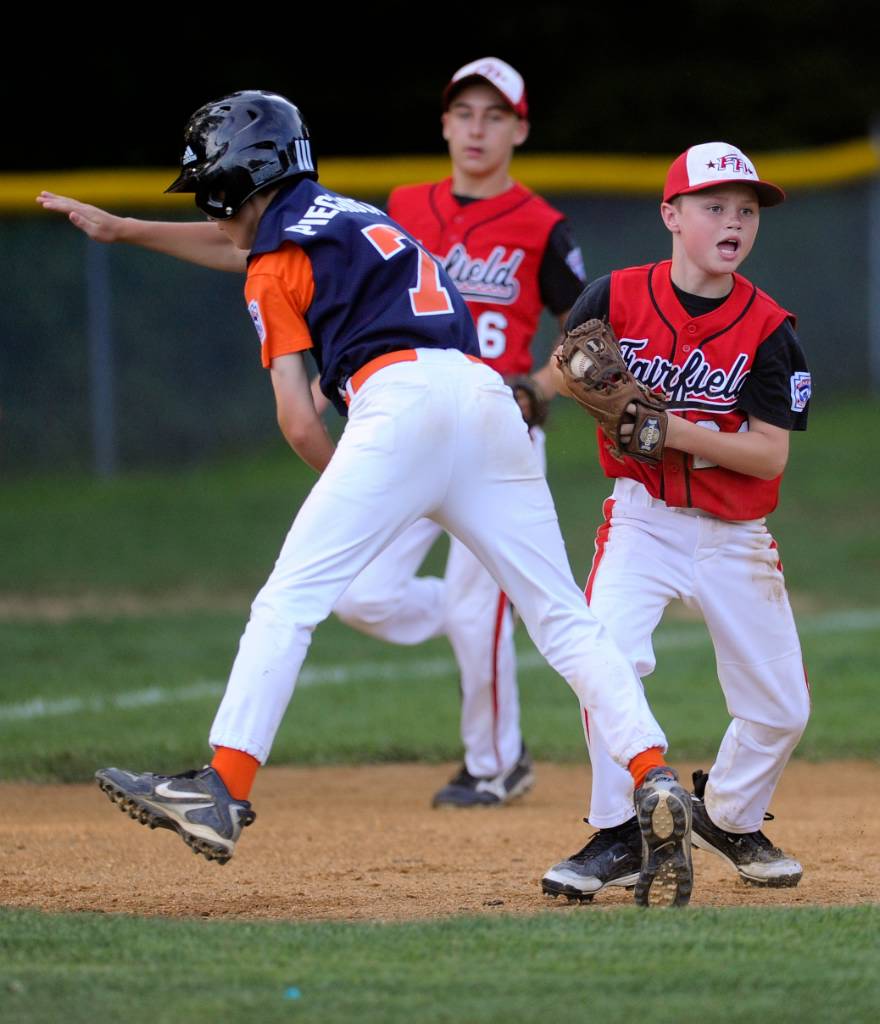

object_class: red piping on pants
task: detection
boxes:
[582,498,615,742]
[491,590,508,772]
[585,497,615,603]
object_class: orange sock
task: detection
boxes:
[628,747,667,790]
[211,747,260,800]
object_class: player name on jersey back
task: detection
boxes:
[285,193,386,236]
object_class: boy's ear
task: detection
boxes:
[660,200,681,234]
[513,117,530,147]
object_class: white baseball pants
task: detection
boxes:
[332,429,547,779]
[579,478,811,833]
[209,350,666,771]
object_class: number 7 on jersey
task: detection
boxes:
[362,223,454,317]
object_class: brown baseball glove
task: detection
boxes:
[506,375,549,428]
[556,318,667,464]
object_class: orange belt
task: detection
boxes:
[343,349,482,405]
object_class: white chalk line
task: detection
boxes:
[1,607,878,724]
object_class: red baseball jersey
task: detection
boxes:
[388,179,567,376]
[604,261,794,520]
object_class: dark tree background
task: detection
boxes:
[8,3,879,169]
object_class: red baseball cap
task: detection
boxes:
[664,142,785,207]
[442,57,528,118]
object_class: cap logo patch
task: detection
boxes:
[709,154,756,177]
[474,61,508,89]
[449,56,525,108]
[182,145,198,166]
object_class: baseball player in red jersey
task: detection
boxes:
[331,58,586,806]
[38,58,586,809]
[48,90,695,908]
[541,143,812,902]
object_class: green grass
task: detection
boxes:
[2,396,876,603]
[1,906,878,1024]
[0,608,877,780]
[0,448,306,596]
[0,397,878,779]
[1,399,878,1022]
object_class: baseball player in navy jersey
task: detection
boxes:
[39,58,586,810]
[541,142,811,903]
[45,90,695,908]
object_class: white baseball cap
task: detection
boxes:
[664,142,785,207]
[442,57,528,118]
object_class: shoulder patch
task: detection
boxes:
[566,245,587,283]
[248,299,267,344]
[790,370,811,412]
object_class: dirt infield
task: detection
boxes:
[2,760,876,921]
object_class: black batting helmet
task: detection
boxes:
[166,90,318,219]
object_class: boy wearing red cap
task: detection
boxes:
[542,142,812,902]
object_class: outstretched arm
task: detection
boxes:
[36,192,247,273]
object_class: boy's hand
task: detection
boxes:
[556,319,667,464]
[36,192,127,243]
[506,375,549,428]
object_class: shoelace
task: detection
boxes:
[570,819,639,861]
[727,829,783,855]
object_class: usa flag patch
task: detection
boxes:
[790,371,811,412]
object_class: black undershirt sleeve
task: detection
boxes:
[737,320,811,430]
[564,275,612,332]
[538,221,588,316]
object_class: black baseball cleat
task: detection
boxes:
[690,770,803,887]
[633,766,693,907]
[432,744,535,808]
[95,765,256,864]
[541,817,642,902]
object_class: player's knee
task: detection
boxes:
[782,694,811,742]
[749,695,810,751]
[773,683,811,737]
[334,588,402,631]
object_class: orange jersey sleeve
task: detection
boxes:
[245,243,317,368]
